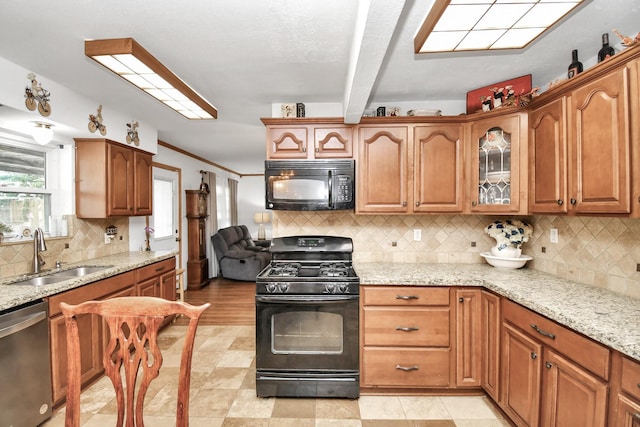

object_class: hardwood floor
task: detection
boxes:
[175,277,256,325]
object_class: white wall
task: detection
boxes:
[238,175,270,240]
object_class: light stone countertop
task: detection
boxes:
[355,262,640,363]
[0,251,177,312]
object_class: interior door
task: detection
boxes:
[150,165,181,259]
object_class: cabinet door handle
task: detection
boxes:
[545,361,553,369]
[570,198,577,205]
[557,199,564,206]
[396,295,419,300]
[531,323,556,339]
[633,413,640,421]
[531,352,537,359]
[459,297,464,303]
[402,201,407,207]
[471,201,478,207]
[395,364,419,371]
[415,201,420,206]
[396,326,419,332]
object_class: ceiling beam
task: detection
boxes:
[343,0,408,124]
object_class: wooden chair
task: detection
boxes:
[60,296,210,427]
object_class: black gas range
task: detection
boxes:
[255,236,360,398]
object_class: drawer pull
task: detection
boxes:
[155,266,166,272]
[531,323,556,340]
[396,295,419,300]
[395,364,419,372]
[396,326,419,332]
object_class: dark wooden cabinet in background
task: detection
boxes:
[186,190,209,290]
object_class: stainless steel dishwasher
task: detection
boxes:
[0,300,52,427]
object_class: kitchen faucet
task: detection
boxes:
[33,227,47,273]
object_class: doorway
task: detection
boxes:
[150,164,182,266]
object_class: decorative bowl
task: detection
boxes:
[480,252,532,269]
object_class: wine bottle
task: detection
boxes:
[598,33,615,62]
[567,49,583,78]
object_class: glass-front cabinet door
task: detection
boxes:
[469,112,526,214]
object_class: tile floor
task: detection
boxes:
[43,324,512,426]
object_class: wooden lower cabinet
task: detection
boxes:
[541,349,608,427]
[455,288,481,387]
[48,258,176,405]
[361,286,453,389]
[501,299,610,427]
[610,353,640,426]
[501,323,542,426]
[481,290,501,400]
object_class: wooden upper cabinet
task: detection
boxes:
[529,97,568,214]
[313,125,353,158]
[263,118,353,159]
[266,126,309,159]
[133,150,153,216]
[568,66,631,214]
[356,126,409,213]
[414,124,464,213]
[469,111,527,214]
[75,138,153,218]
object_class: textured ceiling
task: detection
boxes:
[0,0,638,174]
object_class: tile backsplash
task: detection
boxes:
[273,211,640,299]
[0,216,129,279]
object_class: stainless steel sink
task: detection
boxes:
[10,276,69,287]
[50,265,113,278]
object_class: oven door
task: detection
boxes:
[255,294,359,372]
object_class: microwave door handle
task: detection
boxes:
[328,170,333,208]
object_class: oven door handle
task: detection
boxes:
[256,295,358,304]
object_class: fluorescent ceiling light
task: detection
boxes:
[85,38,217,119]
[415,0,585,53]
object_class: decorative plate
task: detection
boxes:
[480,252,532,269]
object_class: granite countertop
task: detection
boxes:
[0,251,177,312]
[355,262,640,363]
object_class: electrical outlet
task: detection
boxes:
[550,228,559,244]
[391,241,397,247]
[413,229,422,241]
[104,233,111,244]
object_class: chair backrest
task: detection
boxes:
[60,296,210,427]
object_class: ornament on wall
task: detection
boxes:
[88,104,107,136]
[24,73,52,117]
[126,120,139,146]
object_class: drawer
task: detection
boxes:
[47,271,136,317]
[363,307,450,347]
[135,258,176,283]
[503,299,610,380]
[363,286,450,307]
[362,347,451,387]
[621,356,640,400]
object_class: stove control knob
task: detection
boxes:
[266,283,278,293]
[339,284,350,294]
[278,283,289,293]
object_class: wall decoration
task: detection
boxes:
[88,105,107,135]
[126,120,139,146]
[466,74,531,114]
[296,103,305,118]
[24,73,52,117]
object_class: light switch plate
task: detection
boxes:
[550,228,559,244]
[413,229,422,241]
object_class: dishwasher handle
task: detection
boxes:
[0,311,46,339]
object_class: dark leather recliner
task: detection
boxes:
[211,225,270,281]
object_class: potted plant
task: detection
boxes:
[0,222,13,244]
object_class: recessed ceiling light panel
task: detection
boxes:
[415,0,585,53]
[85,38,217,119]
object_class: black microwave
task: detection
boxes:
[265,159,355,211]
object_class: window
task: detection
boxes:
[0,143,51,240]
